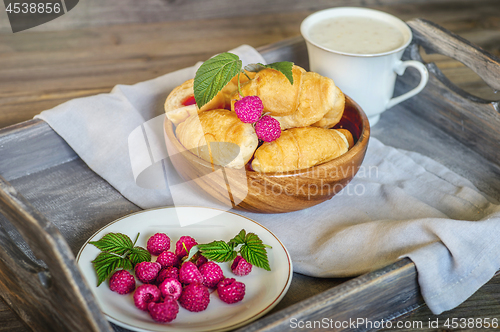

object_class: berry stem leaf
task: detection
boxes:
[198,240,237,262]
[194,52,242,109]
[244,61,294,85]
[128,246,151,266]
[228,229,246,246]
[92,252,132,286]
[89,233,133,255]
[240,232,271,271]
[186,245,200,262]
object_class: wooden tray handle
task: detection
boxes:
[407,18,500,92]
[0,175,112,332]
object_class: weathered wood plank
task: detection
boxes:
[0,0,474,33]
[237,259,423,332]
[0,176,113,332]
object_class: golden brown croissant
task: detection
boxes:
[233,65,345,129]
[176,109,258,169]
[165,73,256,125]
[251,127,350,173]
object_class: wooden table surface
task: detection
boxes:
[1,0,500,331]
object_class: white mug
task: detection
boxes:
[301,7,429,126]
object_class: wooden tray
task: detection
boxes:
[1,19,500,332]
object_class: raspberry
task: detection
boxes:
[147,233,171,256]
[194,255,208,268]
[234,96,263,123]
[135,262,161,284]
[255,115,281,142]
[133,284,161,311]
[199,262,224,288]
[156,251,179,268]
[156,266,179,285]
[231,256,252,276]
[159,278,182,300]
[175,236,198,259]
[217,278,245,304]
[109,270,136,295]
[148,297,179,323]
[179,283,210,312]
[179,262,203,285]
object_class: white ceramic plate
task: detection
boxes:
[76,206,293,332]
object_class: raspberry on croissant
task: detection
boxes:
[175,109,258,169]
[251,127,350,173]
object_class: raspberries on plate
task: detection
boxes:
[179,283,211,312]
[199,261,224,288]
[135,262,161,284]
[109,270,135,295]
[133,284,161,311]
[179,261,204,285]
[217,278,246,304]
[148,297,179,323]
[103,232,254,325]
[156,251,179,268]
[175,236,198,259]
[231,256,252,277]
[159,278,182,300]
[147,233,171,256]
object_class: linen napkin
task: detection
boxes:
[36,45,500,315]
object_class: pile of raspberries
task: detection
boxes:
[107,233,253,323]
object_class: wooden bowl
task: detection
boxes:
[164,96,370,213]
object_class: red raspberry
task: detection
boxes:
[156,251,179,268]
[175,236,198,259]
[255,115,281,142]
[156,266,179,285]
[179,262,203,284]
[179,283,210,312]
[109,270,136,295]
[147,233,171,256]
[135,262,161,284]
[231,256,253,276]
[133,284,161,311]
[194,255,208,268]
[199,262,224,288]
[159,278,182,300]
[148,297,179,323]
[217,278,245,304]
[234,96,263,123]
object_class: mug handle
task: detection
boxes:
[387,60,429,109]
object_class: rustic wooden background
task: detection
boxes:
[0,0,499,130]
[1,0,500,331]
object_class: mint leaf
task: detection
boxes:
[198,240,237,262]
[228,229,246,246]
[89,233,133,256]
[240,232,271,271]
[244,61,294,85]
[91,252,130,286]
[128,246,151,266]
[194,52,242,109]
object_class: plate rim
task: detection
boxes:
[76,205,293,332]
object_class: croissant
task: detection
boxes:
[165,72,256,125]
[251,127,350,173]
[176,109,258,169]
[233,65,345,129]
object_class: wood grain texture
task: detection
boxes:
[0,176,113,332]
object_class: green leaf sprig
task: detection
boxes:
[193,52,294,109]
[89,233,151,286]
[189,229,272,271]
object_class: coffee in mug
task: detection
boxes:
[301,7,429,125]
